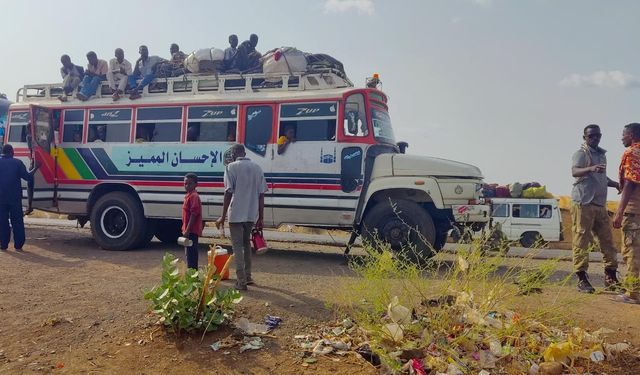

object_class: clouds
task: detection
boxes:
[559,71,640,89]
[472,0,493,6]
[323,0,375,15]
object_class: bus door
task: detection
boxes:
[240,104,275,226]
[271,101,352,226]
[28,105,59,211]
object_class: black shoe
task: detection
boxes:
[604,268,623,291]
[234,282,247,291]
[576,271,595,293]
[246,278,255,286]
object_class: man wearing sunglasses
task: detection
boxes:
[571,124,621,293]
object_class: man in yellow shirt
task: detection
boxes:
[277,125,296,155]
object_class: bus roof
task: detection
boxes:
[12,70,378,109]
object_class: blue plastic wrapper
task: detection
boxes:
[265,315,283,329]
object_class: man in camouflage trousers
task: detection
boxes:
[612,123,640,304]
[571,124,620,293]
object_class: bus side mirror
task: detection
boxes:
[397,141,408,154]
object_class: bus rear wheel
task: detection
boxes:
[362,199,436,262]
[90,192,146,250]
[155,219,182,244]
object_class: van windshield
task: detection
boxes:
[371,108,395,144]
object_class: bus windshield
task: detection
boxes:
[371,107,395,144]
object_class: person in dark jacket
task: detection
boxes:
[0,144,39,251]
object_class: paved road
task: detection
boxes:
[24,217,624,264]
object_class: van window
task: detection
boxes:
[343,93,368,137]
[187,105,237,142]
[512,204,552,219]
[88,109,131,142]
[492,203,509,217]
[62,109,84,142]
[245,105,272,156]
[136,107,182,142]
[279,102,337,142]
[8,111,30,143]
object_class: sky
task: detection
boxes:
[1,0,639,196]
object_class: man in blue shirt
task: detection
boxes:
[0,144,38,251]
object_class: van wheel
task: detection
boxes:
[90,192,146,250]
[155,219,182,244]
[362,199,436,261]
[520,231,542,248]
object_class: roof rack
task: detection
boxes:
[16,69,353,103]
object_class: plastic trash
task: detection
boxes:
[589,350,605,362]
[489,340,503,357]
[210,341,221,351]
[387,296,411,325]
[542,342,573,363]
[382,323,404,342]
[264,315,282,330]
[237,317,270,335]
[239,336,264,353]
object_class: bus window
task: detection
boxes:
[343,93,368,137]
[371,107,395,144]
[244,105,272,156]
[492,203,509,217]
[62,109,84,142]
[8,111,30,143]
[136,107,182,142]
[512,204,540,218]
[88,108,131,142]
[187,105,238,142]
[279,102,337,142]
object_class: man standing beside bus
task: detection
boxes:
[182,173,203,269]
[613,123,640,304]
[107,48,132,101]
[571,124,620,293]
[0,144,38,251]
[77,51,108,101]
[216,144,268,290]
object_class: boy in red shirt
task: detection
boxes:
[182,173,203,269]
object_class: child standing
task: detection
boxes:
[182,173,203,269]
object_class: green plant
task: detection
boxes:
[144,253,242,335]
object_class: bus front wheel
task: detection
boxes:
[362,199,436,261]
[90,192,146,250]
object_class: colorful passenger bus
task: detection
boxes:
[4,70,489,258]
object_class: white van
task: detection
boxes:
[489,198,562,247]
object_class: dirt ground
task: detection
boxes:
[1,225,640,374]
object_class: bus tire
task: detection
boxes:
[362,199,436,261]
[520,231,542,248]
[90,192,146,251]
[155,219,182,244]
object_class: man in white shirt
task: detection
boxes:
[77,51,108,101]
[107,48,132,101]
[216,144,268,290]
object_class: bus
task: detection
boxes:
[4,69,489,258]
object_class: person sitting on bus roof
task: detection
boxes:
[223,34,239,71]
[169,43,187,75]
[233,34,262,72]
[58,55,84,102]
[128,46,166,100]
[107,48,132,102]
[76,51,108,102]
[277,124,296,155]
